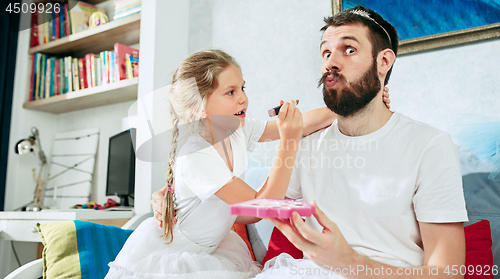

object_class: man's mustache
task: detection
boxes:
[318,71,346,88]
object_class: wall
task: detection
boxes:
[188,0,500,168]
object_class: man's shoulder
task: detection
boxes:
[300,122,335,147]
[394,112,450,141]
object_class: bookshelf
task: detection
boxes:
[29,13,141,57]
[23,77,138,113]
[24,8,141,114]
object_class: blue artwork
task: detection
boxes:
[342,0,500,41]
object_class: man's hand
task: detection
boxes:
[269,200,466,279]
[268,200,357,269]
[151,186,177,228]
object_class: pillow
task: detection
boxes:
[262,225,303,266]
[232,223,256,261]
[247,223,267,264]
[37,220,133,279]
[464,220,494,279]
[260,219,494,276]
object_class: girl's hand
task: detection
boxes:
[151,186,177,228]
[383,86,391,109]
[277,100,303,142]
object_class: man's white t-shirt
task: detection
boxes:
[286,112,468,267]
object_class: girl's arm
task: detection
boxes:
[258,87,390,142]
[259,107,335,142]
[214,101,303,224]
[149,102,302,228]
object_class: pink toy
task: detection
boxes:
[230,198,315,218]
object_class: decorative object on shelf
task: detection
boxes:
[89,11,109,29]
[44,128,99,209]
[14,127,50,211]
[69,0,106,34]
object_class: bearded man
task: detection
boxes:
[259,5,468,279]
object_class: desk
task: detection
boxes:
[0,209,135,277]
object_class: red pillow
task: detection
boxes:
[261,219,494,277]
[464,220,494,279]
[262,225,303,266]
[232,224,256,261]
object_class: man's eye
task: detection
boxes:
[323,52,331,59]
[242,86,246,91]
[345,47,355,54]
[227,90,234,96]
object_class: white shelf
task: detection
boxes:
[23,77,138,114]
[29,13,141,57]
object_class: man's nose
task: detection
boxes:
[325,52,341,72]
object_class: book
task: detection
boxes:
[105,51,110,84]
[64,3,71,36]
[45,12,49,44]
[65,57,73,93]
[54,58,58,95]
[35,53,42,100]
[125,53,138,79]
[72,58,80,91]
[113,7,141,21]
[60,7,65,38]
[96,57,101,86]
[68,0,106,34]
[55,7,60,40]
[100,51,105,84]
[29,54,35,101]
[114,43,139,81]
[30,7,39,47]
[113,2,141,20]
[78,58,87,89]
[113,0,142,11]
[59,58,64,94]
[45,57,51,98]
[85,54,93,88]
[109,51,116,83]
[38,12,44,46]
[90,54,96,87]
[51,2,56,41]
[35,53,45,100]
[50,57,55,97]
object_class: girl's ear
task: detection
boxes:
[191,106,206,119]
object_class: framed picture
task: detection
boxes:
[331,0,500,55]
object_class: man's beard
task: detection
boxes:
[320,59,381,117]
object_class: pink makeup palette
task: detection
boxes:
[230,198,315,218]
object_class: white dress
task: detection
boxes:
[105,119,266,279]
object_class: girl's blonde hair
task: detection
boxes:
[162,50,240,243]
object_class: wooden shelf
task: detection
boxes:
[23,77,138,114]
[29,13,141,56]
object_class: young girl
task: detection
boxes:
[106,50,390,279]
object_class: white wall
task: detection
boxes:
[390,38,500,133]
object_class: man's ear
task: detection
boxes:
[377,48,396,77]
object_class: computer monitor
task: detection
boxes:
[106,129,136,207]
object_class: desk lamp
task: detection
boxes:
[14,127,50,211]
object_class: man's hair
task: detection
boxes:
[321,5,399,85]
